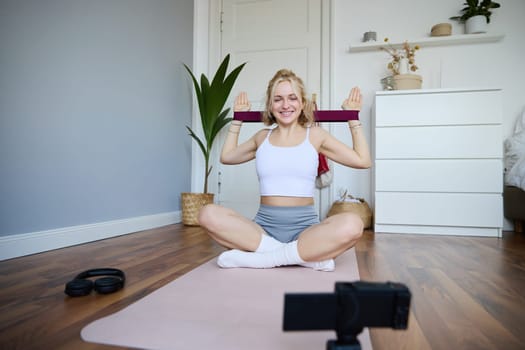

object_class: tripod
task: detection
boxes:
[326,330,362,350]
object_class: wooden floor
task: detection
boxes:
[0,225,524,350]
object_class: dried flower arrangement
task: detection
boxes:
[380,38,420,75]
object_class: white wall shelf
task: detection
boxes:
[349,33,504,53]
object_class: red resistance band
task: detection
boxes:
[233,110,359,122]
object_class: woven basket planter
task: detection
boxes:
[394,74,422,90]
[181,192,214,226]
[327,198,373,229]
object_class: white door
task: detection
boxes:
[217,0,323,218]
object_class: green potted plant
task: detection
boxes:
[181,54,245,225]
[450,0,501,34]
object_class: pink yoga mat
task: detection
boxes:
[81,249,372,350]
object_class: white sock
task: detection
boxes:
[299,258,335,272]
[217,240,335,272]
[255,234,284,253]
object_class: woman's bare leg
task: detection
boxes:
[297,212,364,262]
[197,204,266,251]
[214,212,362,272]
[201,206,362,272]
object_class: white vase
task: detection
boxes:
[465,15,488,34]
[398,58,409,75]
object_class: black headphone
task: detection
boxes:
[64,268,125,297]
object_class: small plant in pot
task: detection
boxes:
[450,0,501,34]
[182,54,245,225]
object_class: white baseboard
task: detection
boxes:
[0,211,181,261]
[374,223,501,237]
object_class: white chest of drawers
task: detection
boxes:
[373,88,503,236]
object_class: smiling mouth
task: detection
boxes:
[279,111,294,117]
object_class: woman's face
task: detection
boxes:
[271,81,303,125]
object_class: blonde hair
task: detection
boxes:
[262,69,315,126]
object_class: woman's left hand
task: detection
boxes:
[234,92,252,112]
[341,87,362,111]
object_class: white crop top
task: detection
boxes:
[256,127,318,197]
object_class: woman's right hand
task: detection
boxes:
[234,92,251,112]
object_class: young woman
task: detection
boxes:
[198,69,371,271]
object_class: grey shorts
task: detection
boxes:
[253,204,320,243]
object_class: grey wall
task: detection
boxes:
[0,0,194,236]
